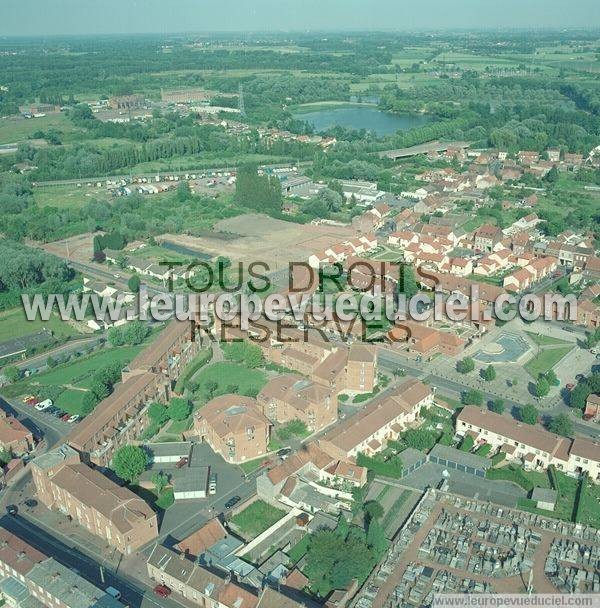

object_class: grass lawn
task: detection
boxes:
[0,307,83,343]
[238,457,266,475]
[524,331,572,347]
[35,345,144,389]
[54,389,89,416]
[230,499,286,538]
[167,417,193,434]
[193,362,267,401]
[578,480,600,528]
[288,534,311,564]
[524,346,573,378]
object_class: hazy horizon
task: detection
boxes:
[1,0,600,37]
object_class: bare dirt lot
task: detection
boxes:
[159,213,356,269]
[36,232,96,263]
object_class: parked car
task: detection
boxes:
[6,505,17,516]
[24,499,37,508]
[225,496,241,509]
[22,395,35,404]
[153,585,171,598]
[53,410,65,418]
[60,414,70,421]
[277,447,292,459]
[208,474,217,495]
[175,456,189,469]
[67,415,80,424]
[35,399,52,411]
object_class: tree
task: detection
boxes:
[545,369,560,386]
[167,397,192,422]
[303,529,375,598]
[457,358,475,374]
[112,445,148,483]
[535,375,550,398]
[402,428,436,451]
[481,365,496,382]
[366,518,388,557]
[128,274,141,293]
[364,501,384,521]
[397,264,418,299]
[548,414,573,437]
[489,399,505,414]
[2,366,20,384]
[176,180,191,202]
[148,402,169,425]
[462,389,483,406]
[518,403,539,425]
[151,471,169,495]
[46,356,58,368]
[204,380,219,399]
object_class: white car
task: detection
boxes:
[35,399,52,411]
[67,415,80,424]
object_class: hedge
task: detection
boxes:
[174,347,213,393]
[573,473,588,523]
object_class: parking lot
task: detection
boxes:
[145,442,258,545]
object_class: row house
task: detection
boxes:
[0,410,34,455]
[449,257,473,277]
[518,151,540,166]
[457,407,600,482]
[31,444,158,553]
[0,527,126,607]
[148,544,308,608]
[577,299,600,329]
[473,248,514,277]
[318,378,432,461]
[194,395,271,464]
[420,271,507,307]
[503,256,557,293]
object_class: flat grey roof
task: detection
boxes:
[531,487,558,503]
[147,441,192,459]
[399,448,427,469]
[31,444,79,471]
[429,444,491,472]
[173,466,209,493]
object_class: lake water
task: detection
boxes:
[295,105,433,136]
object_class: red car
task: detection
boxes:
[153,585,171,598]
[175,457,189,469]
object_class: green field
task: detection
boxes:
[0,307,83,343]
[230,499,286,538]
[193,362,268,401]
[0,113,81,145]
[524,346,574,378]
[34,345,144,388]
[525,331,573,347]
[33,184,115,209]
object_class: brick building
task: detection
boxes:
[31,444,158,554]
[67,320,202,465]
[258,374,336,433]
[194,395,271,464]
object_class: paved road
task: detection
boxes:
[0,514,184,608]
[32,161,313,188]
[0,395,69,448]
[378,349,600,440]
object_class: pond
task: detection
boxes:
[294,105,433,137]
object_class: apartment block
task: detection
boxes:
[67,319,202,465]
[258,374,336,433]
[31,445,158,554]
[194,395,271,463]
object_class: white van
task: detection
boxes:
[105,586,122,601]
